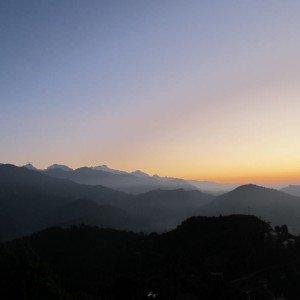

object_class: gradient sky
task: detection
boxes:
[1,1,300,183]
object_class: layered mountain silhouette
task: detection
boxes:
[24,163,238,194]
[0,164,134,240]
[43,166,197,194]
[0,164,132,205]
[0,164,212,240]
[3,164,300,241]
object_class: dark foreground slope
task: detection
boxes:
[1,215,300,300]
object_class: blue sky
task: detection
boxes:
[1,1,300,182]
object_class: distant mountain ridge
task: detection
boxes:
[0,164,136,240]
[47,164,73,171]
[281,185,300,197]
[23,163,38,170]
[42,165,197,194]
[91,164,128,174]
[0,164,213,240]
[23,163,238,194]
[202,184,300,233]
[5,163,300,239]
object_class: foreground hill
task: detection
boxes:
[204,184,300,233]
[1,215,300,299]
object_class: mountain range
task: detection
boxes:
[2,164,300,241]
[0,164,213,240]
[24,163,239,194]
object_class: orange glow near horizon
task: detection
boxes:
[2,2,300,188]
[162,171,300,185]
[24,158,300,186]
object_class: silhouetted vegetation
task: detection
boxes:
[2,215,300,299]
[0,243,70,299]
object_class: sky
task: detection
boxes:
[1,1,300,184]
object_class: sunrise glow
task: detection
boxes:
[1,1,300,184]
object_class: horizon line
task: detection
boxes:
[2,161,300,187]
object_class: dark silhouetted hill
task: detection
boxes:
[204,184,300,233]
[2,215,300,299]
[40,198,147,231]
[0,164,135,240]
